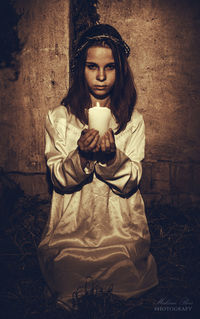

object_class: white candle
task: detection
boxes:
[88,103,111,137]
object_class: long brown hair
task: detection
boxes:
[61,24,137,134]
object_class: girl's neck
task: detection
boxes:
[90,95,111,108]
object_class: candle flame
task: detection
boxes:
[96,101,100,107]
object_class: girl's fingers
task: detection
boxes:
[81,129,88,136]
[93,143,100,152]
[78,129,100,151]
[81,129,97,144]
[88,133,100,151]
[105,133,110,151]
[107,129,116,152]
[79,128,115,153]
[100,129,116,153]
[100,134,109,152]
[100,136,106,152]
[83,130,97,144]
[108,129,115,142]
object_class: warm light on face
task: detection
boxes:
[84,46,116,99]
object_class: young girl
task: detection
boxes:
[38,24,158,309]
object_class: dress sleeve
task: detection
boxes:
[94,115,145,196]
[45,110,93,191]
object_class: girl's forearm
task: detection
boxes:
[106,154,116,166]
[79,153,89,170]
[98,150,116,166]
[95,149,142,196]
[77,147,95,172]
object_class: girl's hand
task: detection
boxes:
[100,128,116,153]
[100,129,116,165]
[78,129,100,153]
[78,129,100,170]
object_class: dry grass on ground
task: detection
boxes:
[0,170,199,318]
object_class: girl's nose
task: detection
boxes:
[97,68,106,81]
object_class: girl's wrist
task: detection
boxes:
[77,147,94,170]
[79,154,88,170]
[78,146,93,159]
[98,151,116,166]
[80,155,95,173]
[106,153,116,166]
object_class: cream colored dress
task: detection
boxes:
[38,105,158,307]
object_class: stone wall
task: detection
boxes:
[0,0,70,196]
[140,160,200,208]
[98,0,200,208]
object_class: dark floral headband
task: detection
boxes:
[71,27,130,71]
[74,34,130,58]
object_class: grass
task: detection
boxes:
[0,170,199,318]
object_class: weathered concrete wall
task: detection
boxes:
[0,0,70,196]
[98,0,200,207]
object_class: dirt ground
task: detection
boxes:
[0,172,199,318]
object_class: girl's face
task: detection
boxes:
[84,46,116,100]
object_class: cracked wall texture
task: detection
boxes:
[0,0,70,195]
[98,0,200,207]
[98,0,200,162]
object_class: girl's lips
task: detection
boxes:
[94,85,107,90]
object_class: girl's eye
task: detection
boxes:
[105,64,115,70]
[86,64,97,70]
